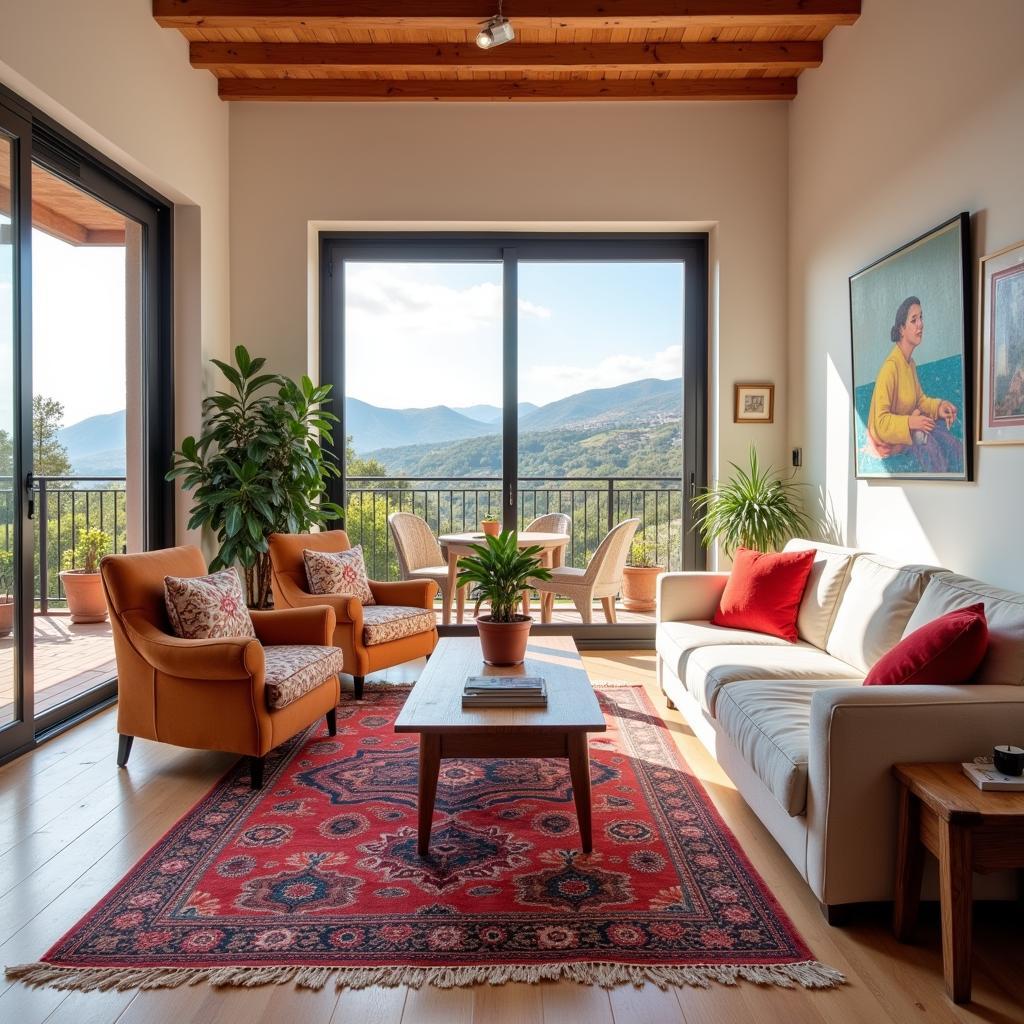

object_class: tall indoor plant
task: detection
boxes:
[691,446,812,555]
[456,530,552,665]
[168,346,343,608]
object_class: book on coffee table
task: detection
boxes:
[462,675,547,707]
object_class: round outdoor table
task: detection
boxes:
[438,531,570,625]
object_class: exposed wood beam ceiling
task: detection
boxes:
[154,1,860,102]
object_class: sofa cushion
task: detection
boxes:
[164,568,255,641]
[657,620,791,684]
[825,553,939,672]
[904,572,1024,685]
[362,605,435,646]
[712,547,816,643]
[304,546,376,605]
[685,643,863,715]
[865,603,988,686]
[783,538,857,649]
[715,678,861,816]
[264,645,344,710]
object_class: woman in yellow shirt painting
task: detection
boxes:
[865,296,962,473]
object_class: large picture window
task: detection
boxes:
[320,234,707,641]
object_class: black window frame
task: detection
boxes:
[320,231,708,646]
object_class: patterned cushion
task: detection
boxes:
[362,605,435,646]
[304,546,376,605]
[263,645,344,710]
[164,568,255,640]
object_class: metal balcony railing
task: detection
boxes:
[343,475,685,584]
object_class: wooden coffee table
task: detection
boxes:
[394,635,606,855]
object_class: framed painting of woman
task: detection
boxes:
[848,213,972,481]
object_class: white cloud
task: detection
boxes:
[518,298,552,319]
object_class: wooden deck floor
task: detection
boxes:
[0,651,1021,1023]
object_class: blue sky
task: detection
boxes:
[345,260,684,409]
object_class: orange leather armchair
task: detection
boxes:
[268,531,438,699]
[101,545,341,789]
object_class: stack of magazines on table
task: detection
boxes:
[462,676,547,708]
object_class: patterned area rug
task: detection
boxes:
[7,685,843,993]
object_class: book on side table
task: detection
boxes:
[961,760,1024,791]
[462,675,547,708]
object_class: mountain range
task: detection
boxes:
[53,376,682,476]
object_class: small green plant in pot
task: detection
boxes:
[60,528,113,623]
[622,535,664,613]
[0,548,14,638]
[456,530,552,665]
[480,514,501,538]
[691,446,812,556]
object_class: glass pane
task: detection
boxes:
[517,261,684,626]
[0,135,17,727]
[343,261,503,624]
[30,162,131,718]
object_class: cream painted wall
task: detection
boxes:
[788,0,1024,587]
[0,0,230,545]
[230,102,791,529]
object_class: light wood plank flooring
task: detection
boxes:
[0,652,1021,1024]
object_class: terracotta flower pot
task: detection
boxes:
[621,565,665,613]
[0,598,12,638]
[60,570,109,624]
[476,614,533,666]
[481,520,501,537]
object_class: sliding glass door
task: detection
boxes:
[0,86,173,763]
[320,234,707,640]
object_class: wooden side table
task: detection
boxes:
[892,762,1024,1004]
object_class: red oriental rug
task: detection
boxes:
[7,685,843,993]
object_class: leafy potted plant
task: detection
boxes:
[691,446,812,555]
[60,528,112,623]
[621,535,664,612]
[168,345,343,608]
[480,514,501,538]
[456,530,552,665]
[0,548,14,638]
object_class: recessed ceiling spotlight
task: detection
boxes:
[476,3,515,49]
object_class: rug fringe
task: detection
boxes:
[5,959,845,993]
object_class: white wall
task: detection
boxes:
[0,0,231,544]
[789,0,1024,587]
[230,102,791,516]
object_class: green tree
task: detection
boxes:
[33,395,72,477]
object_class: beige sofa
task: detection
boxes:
[655,539,1024,917]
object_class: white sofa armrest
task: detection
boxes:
[805,683,1024,904]
[657,571,730,623]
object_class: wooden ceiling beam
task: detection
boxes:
[155,1,861,31]
[191,40,821,73]
[217,76,798,101]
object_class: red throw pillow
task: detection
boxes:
[712,547,816,643]
[863,603,989,686]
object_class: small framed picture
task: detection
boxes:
[977,239,1024,446]
[734,383,774,423]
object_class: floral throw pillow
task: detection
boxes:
[164,568,255,640]
[304,546,376,605]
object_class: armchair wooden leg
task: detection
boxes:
[116,734,134,768]
[248,756,265,790]
[326,708,337,737]
[353,676,365,701]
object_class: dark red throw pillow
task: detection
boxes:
[863,603,989,686]
[712,547,816,643]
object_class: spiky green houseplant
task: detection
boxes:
[456,529,552,622]
[691,446,812,556]
[168,345,343,608]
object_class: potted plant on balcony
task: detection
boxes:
[480,514,501,537]
[691,445,812,555]
[60,528,112,623]
[0,549,14,638]
[621,535,664,612]
[456,530,552,665]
